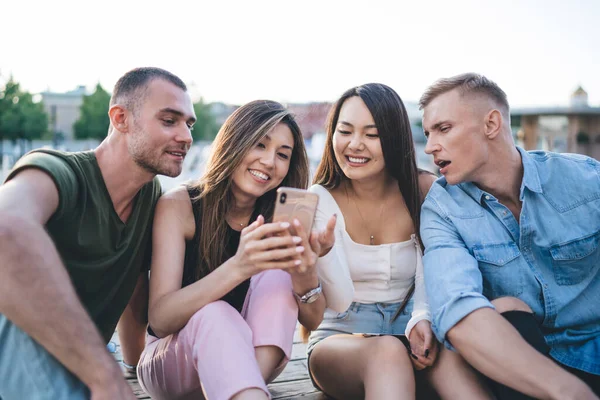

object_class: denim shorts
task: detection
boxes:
[307,299,414,356]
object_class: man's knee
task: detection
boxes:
[491,297,533,314]
[490,298,550,356]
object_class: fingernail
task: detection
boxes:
[294,259,301,265]
[411,353,418,360]
[296,246,305,253]
[425,349,430,358]
[280,222,290,228]
[293,219,301,226]
[293,236,302,243]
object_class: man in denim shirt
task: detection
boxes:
[420,73,599,400]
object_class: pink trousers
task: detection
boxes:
[137,270,298,400]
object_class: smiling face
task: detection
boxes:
[333,96,386,182]
[422,88,490,185]
[128,79,196,177]
[230,122,295,201]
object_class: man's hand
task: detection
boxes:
[90,376,137,400]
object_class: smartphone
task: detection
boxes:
[273,187,319,234]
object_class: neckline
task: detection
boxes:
[314,185,416,248]
[90,151,142,227]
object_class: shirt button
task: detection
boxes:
[485,195,490,200]
[503,211,507,216]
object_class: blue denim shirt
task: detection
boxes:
[421,147,600,374]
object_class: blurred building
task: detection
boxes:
[40,86,86,141]
[512,87,600,158]
[209,102,239,126]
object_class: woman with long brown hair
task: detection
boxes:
[136,100,335,400]
[306,84,494,399]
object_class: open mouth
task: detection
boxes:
[346,155,370,164]
[435,160,451,168]
[435,159,451,173]
[249,169,270,182]
[166,151,186,160]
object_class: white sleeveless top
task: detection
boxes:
[310,184,430,336]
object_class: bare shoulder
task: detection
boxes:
[155,185,195,237]
[0,168,59,224]
[418,171,437,200]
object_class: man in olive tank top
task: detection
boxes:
[0,67,196,399]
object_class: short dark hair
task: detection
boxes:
[419,73,509,114]
[110,67,187,112]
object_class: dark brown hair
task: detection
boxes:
[110,67,187,114]
[313,83,428,324]
[189,100,309,280]
[314,83,424,245]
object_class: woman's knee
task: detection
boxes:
[491,296,533,314]
[364,336,412,370]
[187,300,240,328]
[252,270,293,295]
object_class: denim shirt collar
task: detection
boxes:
[457,146,543,204]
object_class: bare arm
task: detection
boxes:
[0,169,134,398]
[147,188,246,338]
[117,272,149,368]
[448,308,596,400]
[148,188,303,338]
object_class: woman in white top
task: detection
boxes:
[306,84,494,399]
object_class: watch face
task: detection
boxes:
[304,294,319,304]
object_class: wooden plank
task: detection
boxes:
[290,341,308,361]
[127,379,151,399]
[269,378,320,399]
[276,392,330,400]
[271,359,308,383]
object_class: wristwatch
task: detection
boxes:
[293,282,322,304]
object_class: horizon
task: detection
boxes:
[2,0,600,108]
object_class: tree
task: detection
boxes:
[73,83,110,140]
[0,76,48,156]
[192,98,220,141]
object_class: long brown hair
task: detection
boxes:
[189,100,309,281]
[312,83,427,326]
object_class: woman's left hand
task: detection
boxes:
[408,320,439,370]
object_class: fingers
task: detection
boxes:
[325,214,337,237]
[317,214,336,255]
[309,231,321,256]
[410,355,428,370]
[241,215,264,235]
[411,350,434,367]
[426,341,440,364]
[248,235,302,252]
[256,258,302,270]
[292,218,310,245]
[244,221,292,241]
[423,327,434,358]
[250,245,304,263]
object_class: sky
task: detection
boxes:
[2,0,600,108]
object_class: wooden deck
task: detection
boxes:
[110,324,328,399]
